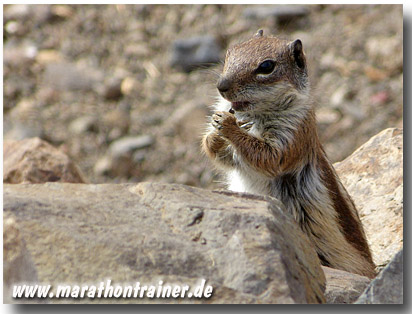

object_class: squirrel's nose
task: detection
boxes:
[217,77,231,93]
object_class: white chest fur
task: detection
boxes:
[227,169,271,196]
[214,96,271,195]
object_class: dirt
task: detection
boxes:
[3,4,403,189]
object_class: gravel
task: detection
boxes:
[3,4,403,188]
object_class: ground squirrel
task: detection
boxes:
[202,30,376,278]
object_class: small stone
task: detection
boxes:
[120,77,140,96]
[320,52,337,70]
[132,150,146,163]
[170,35,221,72]
[365,36,400,64]
[103,79,123,100]
[330,85,349,108]
[364,66,388,82]
[103,108,130,134]
[243,5,309,26]
[323,266,370,304]
[5,21,20,34]
[51,5,74,19]
[370,91,390,106]
[9,98,38,121]
[36,49,64,65]
[316,108,340,125]
[5,98,44,140]
[69,116,97,135]
[31,5,54,25]
[93,155,113,176]
[4,41,38,66]
[43,62,99,92]
[4,4,30,21]
[124,43,150,58]
[107,128,123,142]
[109,135,155,158]
[4,122,43,141]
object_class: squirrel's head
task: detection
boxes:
[217,30,310,113]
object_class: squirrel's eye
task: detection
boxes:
[256,60,276,75]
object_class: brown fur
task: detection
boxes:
[318,153,375,266]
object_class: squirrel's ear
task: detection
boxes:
[254,29,264,37]
[289,39,306,69]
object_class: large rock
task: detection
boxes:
[3,137,86,184]
[323,266,370,304]
[356,249,403,304]
[334,128,403,267]
[3,182,326,304]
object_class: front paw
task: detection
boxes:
[211,111,237,133]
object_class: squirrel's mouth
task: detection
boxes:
[231,101,251,111]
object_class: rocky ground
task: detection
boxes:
[3,4,403,189]
[3,5,404,304]
[3,128,403,304]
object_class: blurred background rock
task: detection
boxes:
[3,4,403,188]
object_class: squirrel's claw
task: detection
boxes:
[238,121,254,131]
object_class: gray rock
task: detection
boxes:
[4,4,54,26]
[3,182,326,304]
[99,134,152,177]
[43,62,100,92]
[4,41,38,66]
[356,249,403,304]
[4,4,31,21]
[170,35,221,72]
[323,266,370,304]
[4,97,44,140]
[109,135,155,158]
[243,5,309,26]
[4,122,43,141]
